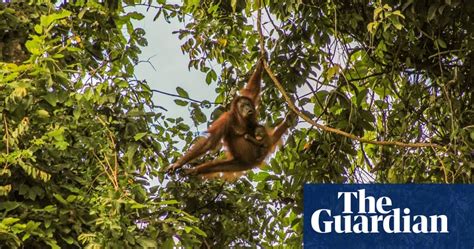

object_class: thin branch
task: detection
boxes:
[347,71,386,82]
[136,55,157,71]
[3,114,9,170]
[428,49,465,59]
[263,2,283,36]
[124,3,164,10]
[92,151,118,190]
[97,116,120,190]
[151,89,218,105]
[360,142,374,170]
[257,2,265,58]
[431,146,450,183]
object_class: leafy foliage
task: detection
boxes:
[0,1,200,248]
[1,0,473,248]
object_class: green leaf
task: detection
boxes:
[0,201,21,212]
[66,195,76,202]
[54,140,69,150]
[191,105,207,124]
[205,71,213,84]
[436,38,447,49]
[392,10,405,18]
[43,205,57,213]
[326,64,340,79]
[356,89,368,106]
[53,194,68,205]
[40,10,71,28]
[373,6,383,20]
[163,238,174,249]
[174,99,188,106]
[25,40,41,55]
[128,11,145,20]
[231,0,238,12]
[367,21,378,33]
[34,24,42,34]
[131,203,147,209]
[137,238,157,248]
[2,217,20,226]
[157,200,179,205]
[78,7,87,19]
[43,93,58,107]
[391,17,403,30]
[252,171,270,181]
[427,5,438,21]
[61,236,75,245]
[176,87,189,98]
[47,127,65,139]
[134,132,147,141]
[192,226,207,237]
[45,240,61,249]
[36,109,50,118]
[205,69,217,85]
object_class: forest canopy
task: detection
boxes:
[0,0,472,248]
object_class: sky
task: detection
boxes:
[131,5,217,131]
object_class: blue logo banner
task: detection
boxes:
[304,184,474,249]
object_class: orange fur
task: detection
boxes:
[168,59,292,180]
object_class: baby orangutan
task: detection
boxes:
[243,125,272,163]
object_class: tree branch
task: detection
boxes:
[255,7,442,149]
[151,89,218,105]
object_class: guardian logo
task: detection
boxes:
[311,189,448,234]
[304,184,474,249]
